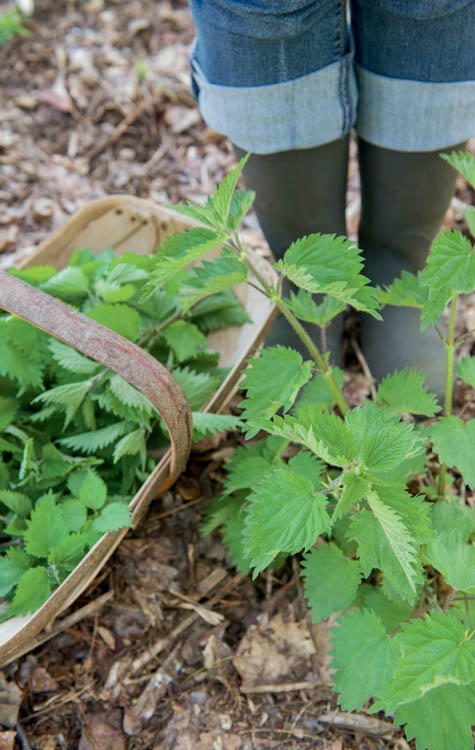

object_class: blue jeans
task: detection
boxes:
[189,0,475,153]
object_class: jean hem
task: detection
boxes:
[190,53,357,154]
[355,64,475,152]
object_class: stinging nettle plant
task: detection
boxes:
[145,152,473,750]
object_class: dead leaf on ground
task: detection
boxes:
[0,673,22,729]
[79,710,127,750]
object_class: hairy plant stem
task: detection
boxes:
[227,237,349,415]
[438,296,458,500]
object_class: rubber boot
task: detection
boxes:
[358,138,463,400]
[234,137,349,365]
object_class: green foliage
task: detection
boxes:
[456,355,475,388]
[430,416,475,488]
[441,150,475,188]
[376,369,439,417]
[302,543,362,621]
[0,7,30,44]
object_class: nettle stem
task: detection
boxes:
[438,295,458,500]
[228,237,349,415]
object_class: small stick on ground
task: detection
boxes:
[351,336,378,401]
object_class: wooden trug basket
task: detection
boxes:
[0,195,278,664]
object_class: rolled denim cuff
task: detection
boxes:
[355,63,475,152]
[190,52,357,155]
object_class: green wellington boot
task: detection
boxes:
[358,138,464,400]
[234,137,349,364]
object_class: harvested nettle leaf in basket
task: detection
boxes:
[0,155,277,639]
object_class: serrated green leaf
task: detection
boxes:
[40,443,73,479]
[227,188,255,231]
[171,367,219,411]
[430,415,475,489]
[212,154,250,227]
[429,502,475,543]
[60,498,87,532]
[0,316,47,389]
[108,374,156,416]
[92,501,133,533]
[162,320,206,363]
[441,150,475,188]
[179,252,247,313]
[0,547,31,597]
[373,612,475,711]
[222,450,272,495]
[112,428,146,464]
[424,530,475,594]
[376,369,440,417]
[420,229,475,329]
[0,489,32,517]
[191,411,242,441]
[374,482,432,543]
[357,583,413,633]
[48,533,87,576]
[302,543,362,621]
[276,234,381,317]
[294,367,344,413]
[378,270,428,309]
[48,338,101,375]
[287,289,346,326]
[394,682,475,750]
[456,356,475,388]
[191,289,250,333]
[0,396,18,430]
[170,201,221,228]
[347,493,421,603]
[78,468,107,510]
[59,420,133,454]
[146,227,223,289]
[239,347,313,438]
[33,379,93,428]
[465,205,475,238]
[2,566,51,618]
[40,266,89,298]
[221,495,252,575]
[333,471,370,520]
[9,265,56,285]
[24,494,68,558]
[86,303,142,342]
[330,609,401,711]
[243,466,330,577]
[287,451,324,485]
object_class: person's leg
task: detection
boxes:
[189,0,355,362]
[351,0,475,397]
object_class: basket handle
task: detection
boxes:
[0,271,193,491]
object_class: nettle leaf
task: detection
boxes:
[429,502,475,543]
[86,304,142,342]
[394,682,475,750]
[179,252,248,313]
[170,201,221,229]
[9,265,56,286]
[430,415,475,489]
[0,547,31,597]
[0,316,47,389]
[265,410,357,467]
[78,469,107,510]
[0,489,32,518]
[0,396,18,430]
[333,471,370,520]
[171,367,219,411]
[357,583,413,633]
[372,612,475,712]
[33,380,93,428]
[424,530,475,595]
[441,150,475,188]
[346,402,424,473]
[191,289,250,333]
[191,411,242,441]
[2,567,51,618]
[40,444,73,480]
[302,543,362,621]
[48,339,101,375]
[162,320,206,363]
[222,447,273,495]
[112,428,146,464]
[146,228,223,289]
[211,153,250,227]
[243,466,330,577]
[374,482,432,543]
[24,494,68,558]
[48,533,87,576]
[276,234,381,317]
[108,374,156,416]
[40,267,89,298]
[60,498,87,532]
[287,451,324,485]
[221,495,252,575]
[294,367,344,413]
[456,356,475,388]
[376,369,439,417]
[287,289,346,326]
[378,270,428,309]
[107,262,149,285]
[420,229,475,329]
[347,493,421,603]
[239,347,313,438]
[330,609,401,711]
[227,188,255,231]
[92,501,133,533]
[59,420,133,454]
